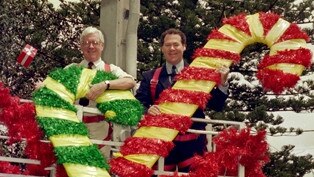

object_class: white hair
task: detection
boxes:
[80,26,105,44]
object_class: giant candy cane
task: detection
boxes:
[32,65,143,177]
[109,12,312,177]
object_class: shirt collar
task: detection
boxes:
[82,58,102,68]
[166,60,184,74]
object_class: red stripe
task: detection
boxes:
[120,137,174,157]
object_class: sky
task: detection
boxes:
[49,0,79,9]
[267,112,314,177]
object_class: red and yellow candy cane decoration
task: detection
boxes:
[109,12,312,177]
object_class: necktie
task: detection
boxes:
[79,62,94,106]
[170,65,176,84]
[88,62,94,69]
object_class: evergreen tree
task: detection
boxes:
[0,0,100,98]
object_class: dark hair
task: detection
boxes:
[160,28,186,46]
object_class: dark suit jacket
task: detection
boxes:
[135,63,228,130]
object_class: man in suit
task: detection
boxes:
[135,28,229,172]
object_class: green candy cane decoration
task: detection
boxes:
[32,65,143,177]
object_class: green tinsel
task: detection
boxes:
[54,145,110,170]
[32,87,77,112]
[48,65,82,95]
[97,99,144,126]
[36,117,89,137]
[92,70,118,84]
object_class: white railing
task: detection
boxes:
[0,100,246,177]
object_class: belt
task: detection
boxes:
[174,134,199,142]
[82,115,104,123]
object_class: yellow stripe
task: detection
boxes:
[63,163,110,177]
[173,80,216,93]
[124,154,160,168]
[269,39,307,55]
[190,57,233,69]
[76,68,97,99]
[204,39,244,54]
[158,102,198,117]
[43,77,75,103]
[49,135,92,147]
[35,106,79,122]
[266,63,305,75]
[112,152,159,168]
[133,126,179,142]
[246,13,265,42]
[96,90,135,103]
[218,24,252,44]
[265,18,290,46]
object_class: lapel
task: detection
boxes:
[159,65,171,89]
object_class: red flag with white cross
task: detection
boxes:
[17,44,37,68]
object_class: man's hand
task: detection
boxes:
[35,81,44,90]
[86,82,107,101]
[217,66,230,86]
[147,105,161,116]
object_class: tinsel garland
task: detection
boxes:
[207,29,237,42]
[109,157,154,177]
[258,48,312,69]
[139,114,192,134]
[97,99,144,126]
[213,128,269,177]
[176,67,221,84]
[259,12,280,35]
[257,69,300,93]
[155,88,211,110]
[120,137,175,157]
[159,128,269,177]
[222,13,251,35]
[277,23,310,43]
[192,48,241,63]
[0,82,56,176]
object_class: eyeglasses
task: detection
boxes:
[81,41,103,47]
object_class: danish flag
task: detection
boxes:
[17,44,37,68]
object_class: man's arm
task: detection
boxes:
[134,71,154,112]
[86,77,135,101]
[207,66,230,111]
